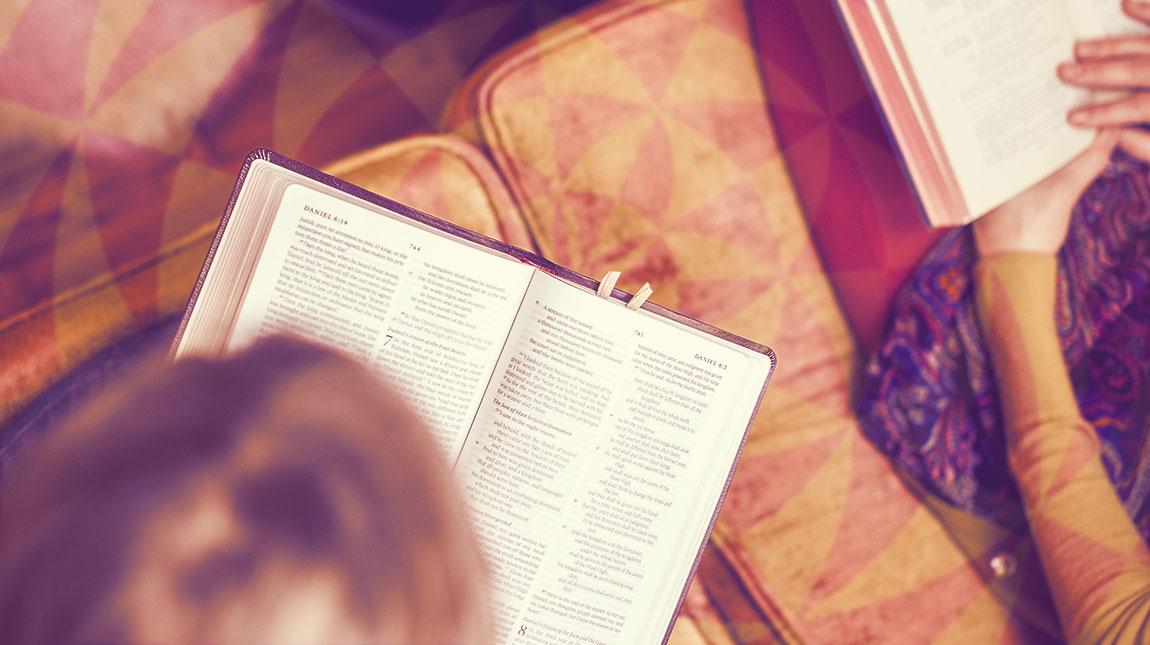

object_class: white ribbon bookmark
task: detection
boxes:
[597,270,621,298]
[598,271,653,310]
[626,282,653,310]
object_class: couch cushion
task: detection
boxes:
[0,135,529,428]
[445,0,1022,640]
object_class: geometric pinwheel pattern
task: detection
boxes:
[746,0,942,353]
[0,0,1053,641]
[0,0,592,325]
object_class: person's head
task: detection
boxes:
[0,336,489,643]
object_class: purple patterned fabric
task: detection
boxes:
[856,154,1150,536]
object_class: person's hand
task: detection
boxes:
[973,130,1118,257]
[1060,0,1150,160]
[973,0,1149,260]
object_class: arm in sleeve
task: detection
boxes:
[976,252,1150,644]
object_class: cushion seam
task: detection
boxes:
[323,134,531,248]
[0,225,216,336]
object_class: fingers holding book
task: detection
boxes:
[1061,49,1150,90]
[1060,0,1150,160]
[1066,91,1150,126]
[1066,92,1150,161]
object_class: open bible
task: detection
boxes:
[836,0,1145,226]
[173,150,776,644]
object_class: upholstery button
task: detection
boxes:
[989,552,1017,579]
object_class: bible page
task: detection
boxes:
[883,0,1093,217]
[228,183,534,459]
[453,273,771,644]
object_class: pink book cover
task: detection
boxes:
[834,0,972,226]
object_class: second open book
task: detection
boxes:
[837,0,1145,226]
[173,151,775,644]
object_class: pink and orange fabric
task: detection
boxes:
[0,0,1057,641]
[0,0,589,420]
[745,0,942,354]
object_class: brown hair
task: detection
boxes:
[0,336,489,643]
